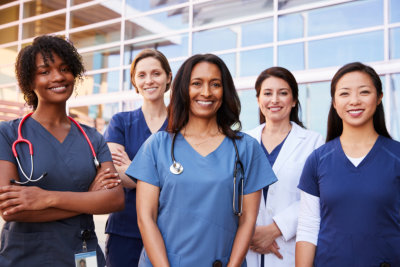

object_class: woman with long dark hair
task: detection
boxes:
[246,67,323,267]
[126,54,277,266]
[296,62,400,266]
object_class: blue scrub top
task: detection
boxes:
[298,136,400,267]
[0,117,111,267]
[103,108,167,238]
[126,131,277,267]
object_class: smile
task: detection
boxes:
[144,87,157,92]
[49,86,67,93]
[348,109,364,116]
[196,100,213,106]
[268,107,282,112]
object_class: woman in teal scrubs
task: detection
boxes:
[126,54,277,266]
[0,35,124,266]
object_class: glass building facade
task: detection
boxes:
[1,0,400,139]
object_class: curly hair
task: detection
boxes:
[15,35,85,109]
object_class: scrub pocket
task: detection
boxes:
[139,249,181,267]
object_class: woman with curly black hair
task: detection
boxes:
[0,35,124,266]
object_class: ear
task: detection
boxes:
[166,72,172,91]
[377,92,383,105]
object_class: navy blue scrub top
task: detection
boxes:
[103,108,167,238]
[298,136,400,266]
[0,117,112,267]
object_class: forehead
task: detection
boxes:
[191,61,221,78]
[336,71,374,88]
[35,51,62,66]
[261,76,291,90]
[135,57,163,71]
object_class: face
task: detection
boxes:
[333,71,382,129]
[33,52,75,106]
[188,61,223,120]
[133,57,171,102]
[258,76,296,124]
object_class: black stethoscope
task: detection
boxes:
[11,112,100,185]
[169,132,244,216]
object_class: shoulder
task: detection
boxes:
[291,122,323,141]
[379,136,400,161]
[245,124,264,140]
[0,119,19,138]
[311,138,337,160]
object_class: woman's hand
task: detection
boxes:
[111,148,131,169]
[0,185,51,215]
[250,222,283,259]
[89,168,121,191]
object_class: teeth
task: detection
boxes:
[349,110,362,114]
[269,107,281,112]
[197,101,212,105]
[50,86,66,91]
[144,88,157,91]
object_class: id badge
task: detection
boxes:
[75,251,97,267]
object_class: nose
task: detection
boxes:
[200,84,211,97]
[144,75,153,84]
[349,92,361,105]
[271,92,279,103]
[51,69,65,82]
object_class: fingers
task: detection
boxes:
[111,152,131,166]
[101,178,121,190]
[270,242,283,259]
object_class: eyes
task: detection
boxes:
[191,81,222,88]
[37,66,70,75]
[262,90,289,96]
[136,71,162,79]
[337,89,372,97]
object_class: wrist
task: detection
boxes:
[272,221,282,239]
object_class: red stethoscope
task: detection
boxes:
[11,112,100,185]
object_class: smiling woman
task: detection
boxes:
[0,35,124,267]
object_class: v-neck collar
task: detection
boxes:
[139,107,168,134]
[28,116,74,145]
[336,135,382,171]
[177,132,228,158]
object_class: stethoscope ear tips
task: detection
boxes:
[170,161,183,175]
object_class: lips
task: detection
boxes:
[196,100,213,106]
[268,106,282,112]
[348,109,364,116]
[144,87,157,92]
[49,86,67,93]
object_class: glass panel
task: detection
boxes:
[126,0,186,13]
[169,60,184,78]
[238,89,259,131]
[193,0,273,27]
[69,23,121,49]
[278,13,304,41]
[125,7,189,40]
[22,14,66,39]
[0,85,18,102]
[0,26,18,44]
[193,27,236,54]
[278,43,304,71]
[124,34,188,65]
[390,27,400,59]
[23,0,66,18]
[390,0,400,23]
[241,18,273,47]
[77,70,120,96]
[308,0,383,37]
[278,0,329,10]
[81,46,120,71]
[0,65,16,84]
[219,53,236,78]
[300,82,331,137]
[0,46,18,67]
[0,4,19,24]
[70,1,121,28]
[240,48,273,77]
[70,103,118,133]
[391,74,400,141]
[0,85,28,122]
[309,31,384,69]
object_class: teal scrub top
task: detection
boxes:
[126,131,277,267]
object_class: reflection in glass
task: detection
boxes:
[0,4,19,24]
[81,46,120,71]
[240,48,273,77]
[391,74,400,141]
[238,89,259,131]
[69,23,121,49]
[278,0,329,10]
[278,43,304,71]
[126,0,186,13]
[123,34,188,65]
[22,14,66,39]
[241,19,273,47]
[0,26,18,45]
[309,31,384,69]
[308,0,382,37]
[77,70,120,96]
[23,0,66,18]
[390,0,400,23]
[278,13,304,41]
[193,27,236,54]
[126,7,188,39]
[193,0,273,27]
[70,1,121,28]
[390,28,400,59]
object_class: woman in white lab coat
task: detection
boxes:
[246,67,323,267]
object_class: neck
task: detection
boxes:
[263,118,292,136]
[141,98,167,119]
[31,104,69,125]
[341,121,378,144]
[183,116,221,137]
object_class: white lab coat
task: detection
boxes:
[245,122,323,267]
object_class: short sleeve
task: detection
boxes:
[0,121,17,163]
[298,150,320,197]
[125,134,160,187]
[95,131,112,163]
[243,136,277,195]
[104,113,125,146]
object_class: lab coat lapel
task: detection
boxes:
[272,123,306,175]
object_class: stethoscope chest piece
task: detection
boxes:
[170,161,183,175]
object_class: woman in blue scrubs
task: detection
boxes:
[103,49,172,266]
[246,67,323,267]
[0,35,124,266]
[296,62,400,266]
[126,54,277,266]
